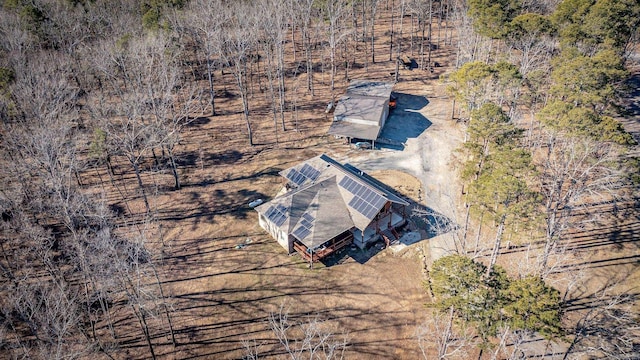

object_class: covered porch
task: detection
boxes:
[293,230,354,266]
[353,204,407,249]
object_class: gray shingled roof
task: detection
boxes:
[257,154,409,250]
[346,80,394,98]
[333,95,387,125]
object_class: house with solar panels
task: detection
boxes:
[328,80,394,147]
[255,154,409,265]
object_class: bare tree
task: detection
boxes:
[256,0,288,141]
[265,304,348,360]
[183,0,226,116]
[563,286,639,359]
[220,5,258,146]
[323,0,352,101]
[291,0,317,97]
[491,326,529,360]
[536,134,625,278]
[368,0,381,64]
[407,0,435,70]
[415,307,476,359]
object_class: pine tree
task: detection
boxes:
[503,276,563,339]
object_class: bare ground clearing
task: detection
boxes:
[77,10,640,360]
[83,14,454,359]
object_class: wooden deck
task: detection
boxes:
[294,231,354,263]
[380,218,405,247]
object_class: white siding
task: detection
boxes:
[258,213,293,253]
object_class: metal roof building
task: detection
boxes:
[328,80,394,142]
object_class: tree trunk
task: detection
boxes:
[389,0,394,61]
[132,303,156,360]
[420,21,426,69]
[427,0,433,70]
[305,39,314,96]
[487,214,506,276]
[130,159,150,213]
[277,43,286,131]
[152,265,176,347]
[167,147,180,190]
[439,306,455,359]
[243,99,252,146]
[235,62,253,146]
[474,211,484,256]
[462,203,471,251]
[410,14,415,56]
[370,5,376,64]
[266,48,279,144]
[205,55,216,116]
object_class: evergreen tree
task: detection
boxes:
[503,276,563,339]
[431,255,509,343]
[468,0,521,39]
[430,256,564,347]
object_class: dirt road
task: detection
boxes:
[334,86,466,260]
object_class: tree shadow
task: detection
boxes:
[176,152,198,167]
[207,149,243,165]
[185,116,211,127]
[154,185,268,224]
[405,203,456,243]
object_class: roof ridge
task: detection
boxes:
[319,154,410,206]
[319,154,385,196]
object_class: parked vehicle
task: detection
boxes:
[354,142,372,150]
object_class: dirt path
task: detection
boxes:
[340,83,465,260]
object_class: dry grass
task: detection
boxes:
[77,10,456,359]
[74,8,640,360]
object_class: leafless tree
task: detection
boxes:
[407,0,435,70]
[182,0,226,116]
[490,325,532,360]
[266,304,348,360]
[220,5,258,146]
[323,0,352,101]
[415,307,476,359]
[367,0,381,64]
[256,0,289,141]
[89,33,197,206]
[536,134,626,278]
[449,0,490,68]
[563,286,639,359]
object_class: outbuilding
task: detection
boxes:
[328,80,394,147]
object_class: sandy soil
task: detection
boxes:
[345,81,466,260]
[82,11,460,360]
[78,9,640,360]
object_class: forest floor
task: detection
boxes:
[83,11,640,360]
[95,24,461,359]
[149,65,459,360]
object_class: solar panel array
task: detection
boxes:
[300,164,321,181]
[264,204,288,227]
[292,212,315,240]
[286,164,321,186]
[339,176,386,219]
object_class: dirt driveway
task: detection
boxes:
[341,84,465,260]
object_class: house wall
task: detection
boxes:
[338,116,378,126]
[379,100,390,128]
[351,227,381,249]
[258,213,293,253]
